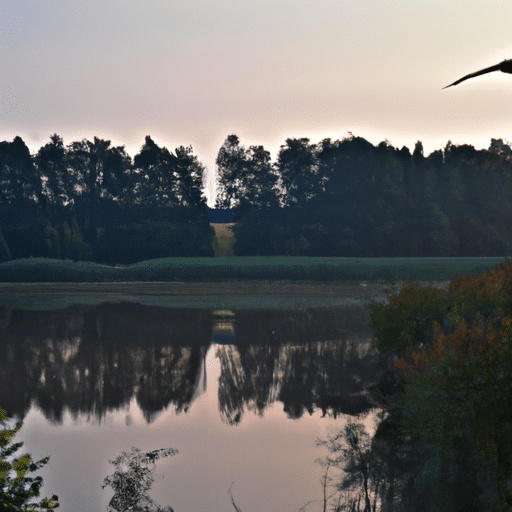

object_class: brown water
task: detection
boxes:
[0,302,387,512]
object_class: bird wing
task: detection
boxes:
[443,62,503,89]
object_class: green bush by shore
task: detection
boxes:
[0,256,506,283]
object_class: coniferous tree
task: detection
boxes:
[0,408,59,511]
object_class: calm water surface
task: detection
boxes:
[0,301,387,512]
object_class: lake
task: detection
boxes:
[0,284,394,512]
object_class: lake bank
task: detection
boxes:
[0,280,448,310]
[0,256,505,284]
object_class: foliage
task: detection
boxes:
[133,136,207,209]
[59,217,91,261]
[0,136,42,207]
[370,283,447,356]
[316,420,387,512]
[276,137,324,207]
[215,135,279,211]
[97,217,213,265]
[1,134,212,263]
[0,256,505,283]
[0,408,59,511]
[370,260,512,511]
[0,225,11,263]
[226,134,512,257]
[4,132,512,260]
[102,446,178,512]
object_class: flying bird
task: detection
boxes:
[443,58,512,89]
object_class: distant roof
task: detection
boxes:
[208,208,236,223]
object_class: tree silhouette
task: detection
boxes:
[102,446,178,512]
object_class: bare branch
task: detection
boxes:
[228,481,243,512]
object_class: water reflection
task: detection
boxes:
[0,303,385,426]
[211,310,236,345]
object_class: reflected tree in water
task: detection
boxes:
[135,345,205,422]
[0,305,211,423]
[102,446,178,512]
[0,304,385,426]
[216,344,279,425]
[217,337,384,425]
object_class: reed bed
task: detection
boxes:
[0,256,505,283]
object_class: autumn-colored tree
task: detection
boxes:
[371,260,512,511]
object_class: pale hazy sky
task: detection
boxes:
[3,0,512,203]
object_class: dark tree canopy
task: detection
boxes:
[2,132,512,262]
[215,135,280,215]
[0,134,213,264]
[225,133,512,258]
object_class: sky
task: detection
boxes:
[3,0,512,204]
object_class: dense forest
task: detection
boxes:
[2,132,512,262]
[217,135,512,257]
[0,134,213,264]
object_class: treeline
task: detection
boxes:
[217,134,512,256]
[0,135,214,264]
[3,132,512,264]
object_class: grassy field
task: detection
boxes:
[211,223,235,257]
[0,256,506,283]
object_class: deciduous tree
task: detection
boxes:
[102,446,178,512]
[317,422,386,512]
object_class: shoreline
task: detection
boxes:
[0,280,449,311]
